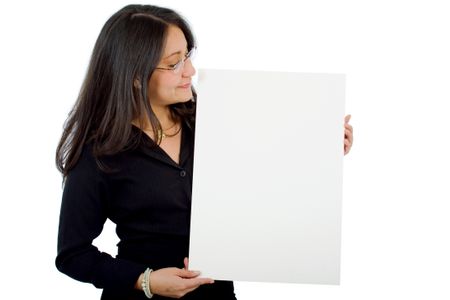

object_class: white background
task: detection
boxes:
[0,0,449,299]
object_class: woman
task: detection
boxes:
[55,4,353,300]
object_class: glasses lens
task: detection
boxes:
[187,47,196,60]
[173,61,183,74]
[173,47,196,74]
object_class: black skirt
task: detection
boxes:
[101,280,236,300]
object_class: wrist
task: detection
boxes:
[135,273,144,290]
[141,268,154,298]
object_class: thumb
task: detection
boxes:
[184,257,189,270]
[344,114,351,124]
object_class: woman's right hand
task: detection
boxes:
[147,261,214,298]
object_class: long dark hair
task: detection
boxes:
[56,4,197,177]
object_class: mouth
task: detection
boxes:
[179,82,191,89]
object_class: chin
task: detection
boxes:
[177,93,193,103]
[170,98,192,106]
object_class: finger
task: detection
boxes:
[344,146,349,155]
[183,257,189,270]
[344,138,352,149]
[348,132,353,145]
[344,141,351,155]
[183,277,215,289]
[177,268,201,278]
[344,123,353,132]
[344,114,351,124]
[345,129,353,144]
[344,126,353,139]
[344,128,351,137]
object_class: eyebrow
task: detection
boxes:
[163,48,188,60]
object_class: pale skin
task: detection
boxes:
[134,25,354,298]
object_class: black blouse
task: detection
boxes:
[56,121,236,300]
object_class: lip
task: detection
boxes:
[179,83,191,88]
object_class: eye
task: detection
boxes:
[168,60,180,68]
[167,50,189,69]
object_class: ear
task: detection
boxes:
[134,78,142,89]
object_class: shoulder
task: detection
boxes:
[66,143,104,183]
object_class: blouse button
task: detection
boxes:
[180,170,187,177]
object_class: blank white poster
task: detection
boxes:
[189,69,345,285]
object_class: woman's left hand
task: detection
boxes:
[344,114,353,155]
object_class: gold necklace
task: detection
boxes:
[157,125,181,144]
[143,123,181,144]
[158,125,181,139]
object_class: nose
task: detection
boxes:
[182,58,196,77]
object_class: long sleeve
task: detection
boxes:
[55,146,146,292]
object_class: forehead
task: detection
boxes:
[162,25,188,59]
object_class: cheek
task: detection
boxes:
[156,74,179,87]
[161,81,180,99]
[148,73,188,104]
[149,76,175,96]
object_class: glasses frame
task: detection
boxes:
[155,47,196,74]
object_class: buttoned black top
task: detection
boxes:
[56,121,236,300]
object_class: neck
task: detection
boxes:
[152,105,175,129]
[133,105,177,130]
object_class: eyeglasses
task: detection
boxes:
[155,47,196,74]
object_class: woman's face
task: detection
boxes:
[148,25,196,108]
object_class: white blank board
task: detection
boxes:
[189,69,345,285]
